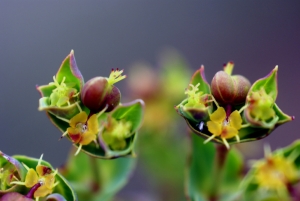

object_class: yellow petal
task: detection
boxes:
[67,127,80,135]
[24,169,38,188]
[36,165,52,177]
[43,174,55,189]
[34,184,52,198]
[207,121,222,136]
[221,126,238,139]
[210,107,226,123]
[80,131,96,145]
[229,110,242,130]
[87,114,99,134]
[70,112,88,128]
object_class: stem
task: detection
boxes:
[225,104,232,121]
[287,182,299,201]
[25,182,41,198]
[89,156,101,193]
[209,144,229,201]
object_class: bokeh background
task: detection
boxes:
[1,1,300,200]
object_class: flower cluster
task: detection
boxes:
[37,51,144,158]
[176,62,294,148]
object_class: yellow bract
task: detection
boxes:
[205,107,242,148]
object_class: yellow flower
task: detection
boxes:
[49,76,78,107]
[102,117,132,150]
[67,111,99,155]
[252,147,299,193]
[11,155,58,200]
[248,88,275,121]
[184,83,208,109]
[205,107,242,148]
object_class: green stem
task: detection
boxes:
[209,144,229,201]
[89,156,101,193]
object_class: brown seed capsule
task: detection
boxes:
[211,71,251,105]
[81,69,126,113]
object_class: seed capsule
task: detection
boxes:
[81,69,125,113]
[211,71,251,105]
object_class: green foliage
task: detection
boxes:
[185,134,243,201]
[60,149,135,201]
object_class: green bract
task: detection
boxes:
[37,51,144,158]
[0,151,77,201]
[176,63,294,148]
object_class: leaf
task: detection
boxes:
[13,155,77,201]
[186,133,243,201]
[0,151,27,194]
[248,66,278,101]
[112,99,144,132]
[60,149,135,201]
[190,66,211,94]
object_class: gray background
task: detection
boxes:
[0,0,300,198]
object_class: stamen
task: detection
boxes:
[204,135,216,144]
[74,144,82,156]
[222,138,230,149]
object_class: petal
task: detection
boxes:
[207,121,222,136]
[56,96,69,106]
[67,127,82,143]
[43,174,55,189]
[210,107,226,123]
[80,131,96,145]
[36,165,52,177]
[229,110,242,130]
[69,112,88,128]
[24,169,38,188]
[221,126,238,139]
[34,185,52,198]
[87,114,99,134]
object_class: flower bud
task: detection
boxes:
[211,71,250,105]
[81,69,125,113]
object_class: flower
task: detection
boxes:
[184,83,208,109]
[248,88,276,121]
[252,146,299,193]
[11,155,58,200]
[205,107,242,148]
[102,117,132,150]
[49,76,78,107]
[66,111,99,155]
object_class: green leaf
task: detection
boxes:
[112,99,144,132]
[55,50,84,92]
[186,134,243,201]
[60,149,135,201]
[190,66,211,94]
[0,151,27,194]
[248,66,278,101]
[37,50,84,112]
[13,155,77,201]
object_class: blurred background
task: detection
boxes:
[1,1,300,200]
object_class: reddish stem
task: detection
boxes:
[225,104,232,121]
[25,182,41,198]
